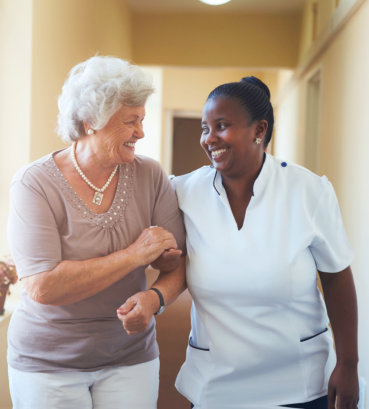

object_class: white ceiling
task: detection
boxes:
[126,0,306,14]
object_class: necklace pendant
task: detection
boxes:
[92,191,103,206]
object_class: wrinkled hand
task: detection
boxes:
[117,290,159,335]
[328,363,359,409]
[150,248,182,273]
[127,227,178,267]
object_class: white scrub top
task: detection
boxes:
[174,154,354,409]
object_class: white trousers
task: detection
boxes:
[8,358,159,409]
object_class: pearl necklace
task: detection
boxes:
[71,141,118,206]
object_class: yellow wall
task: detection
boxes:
[162,67,282,112]
[298,0,314,61]
[132,12,301,68]
[298,0,337,62]
[0,0,32,259]
[274,0,369,398]
[30,0,132,161]
[316,0,336,37]
[0,4,32,409]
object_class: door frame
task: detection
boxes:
[163,109,202,175]
[304,65,323,174]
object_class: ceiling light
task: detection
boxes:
[199,0,231,5]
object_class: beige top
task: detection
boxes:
[7,151,186,372]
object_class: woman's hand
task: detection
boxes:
[117,290,159,335]
[150,248,182,272]
[127,227,179,267]
[21,226,179,306]
[117,256,186,335]
[328,363,359,409]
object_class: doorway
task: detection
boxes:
[171,116,210,176]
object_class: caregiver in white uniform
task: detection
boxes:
[173,77,359,409]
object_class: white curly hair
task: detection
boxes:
[57,56,155,142]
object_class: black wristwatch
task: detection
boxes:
[149,287,166,316]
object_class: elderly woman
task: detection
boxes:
[7,56,186,409]
[124,77,359,409]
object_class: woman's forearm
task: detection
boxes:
[22,226,178,306]
[23,247,141,306]
[319,267,358,365]
[150,255,187,306]
[116,256,187,335]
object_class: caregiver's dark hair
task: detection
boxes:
[206,76,274,147]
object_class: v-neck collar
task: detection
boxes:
[212,152,270,201]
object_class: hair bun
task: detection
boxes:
[241,76,271,100]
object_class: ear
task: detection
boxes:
[255,119,268,138]
[82,122,90,135]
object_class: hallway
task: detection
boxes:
[0,0,368,408]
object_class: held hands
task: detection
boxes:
[117,290,159,335]
[118,226,180,335]
[328,363,359,409]
[127,226,179,267]
[150,248,182,273]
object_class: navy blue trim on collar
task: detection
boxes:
[213,152,267,197]
[213,171,221,195]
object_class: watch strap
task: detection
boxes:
[149,287,165,315]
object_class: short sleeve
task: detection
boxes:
[151,170,186,254]
[7,175,62,278]
[309,176,354,272]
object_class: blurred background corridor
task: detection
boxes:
[1,0,369,408]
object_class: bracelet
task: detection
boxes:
[148,287,166,316]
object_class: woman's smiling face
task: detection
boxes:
[96,104,146,164]
[200,96,266,179]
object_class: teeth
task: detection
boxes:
[124,142,135,148]
[211,148,227,158]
